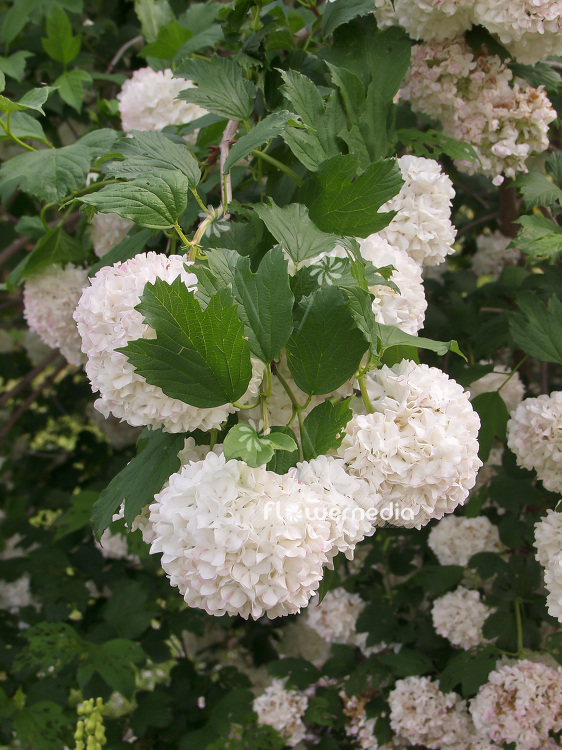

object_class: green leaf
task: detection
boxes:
[253,201,340,266]
[41,6,81,64]
[80,172,189,230]
[104,130,201,186]
[280,69,342,171]
[119,280,252,408]
[140,21,192,59]
[306,154,402,237]
[104,581,155,639]
[378,649,432,678]
[513,169,562,209]
[510,61,562,92]
[223,111,296,173]
[356,600,399,645]
[317,565,337,604]
[52,491,98,541]
[0,112,45,144]
[134,0,174,42]
[512,214,562,262]
[0,85,56,116]
[322,0,375,37]
[397,128,480,164]
[266,426,300,474]
[509,292,562,364]
[471,392,509,463]
[367,28,412,103]
[8,225,86,288]
[0,51,33,82]
[301,399,352,461]
[286,285,368,395]
[546,150,562,189]
[13,702,69,750]
[232,247,294,362]
[91,429,184,536]
[411,565,464,596]
[440,646,498,698]
[85,639,144,698]
[223,423,296,468]
[1,0,41,44]
[176,56,255,121]
[0,130,117,202]
[175,26,223,58]
[267,658,321,689]
[88,228,152,277]
[53,69,92,112]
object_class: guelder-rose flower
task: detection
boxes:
[431,586,492,650]
[252,679,308,746]
[374,0,473,42]
[468,363,525,415]
[534,510,562,622]
[506,392,562,493]
[91,213,134,258]
[428,515,505,566]
[338,361,482,529]
[74,252,263,433]
[24,263,89,366]
[471,231,521,280]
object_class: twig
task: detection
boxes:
[0,212,80,269]
[457,211,500,237]
[219,119,240,212]
[0,350,60,410]
[0,361,67,445]
[107,35,143,74]
[498,179,520,238]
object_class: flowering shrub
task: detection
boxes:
[0,0,561,748]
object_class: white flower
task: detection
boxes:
[91,213,134,258]
[388,675,469,749]
[428,515,505,567]
[471,231,521,279]
[359,234,427,334]
[0,575,35,612]
[24,329,55,366]
[74,252,263,433]
[148,451,344,619]
[117,67,207,142]
[468,363,525,414]
[338,361,482,529]
[374,0,474,42]
[431,586,492,649]
[378,155,457,268]
[506,392,562,493]
[253,679,308,746]
[534,510,562,622]
[473,0,562,64]
[24,263,89,366]
[95,508,139,563]
[470,660,562,749]
[306,587,365,645]
[404,40,556,182]
[341,691,401,750]
[89,409,141,450]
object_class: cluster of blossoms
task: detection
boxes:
[338,360,482,529]
[506,391,562,493]
[374,0,562,63]
[306,588,368,650]
[74,252,263,432]
[468,363,525,415]
[117,67,207,141]
[378,155,456,268]
[252,680,308,746]
[470,659,562,748]
[340,691,398,750]
[23,263,89,366]
[148,448,373,618]
[471,231,522,280]
[90,213,134,259]
[403,39,556,183]
[428,514,505,566]
[534,510,562,622]
[431,586,492,650]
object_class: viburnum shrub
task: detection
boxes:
[0,0,561,748]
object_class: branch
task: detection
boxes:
[0,350,60,410]
[107,35,143,74]
[0,360,67,446]
[219,119,240,212]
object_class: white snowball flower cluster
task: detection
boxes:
[338,361,482,529]
[506,392,562,493]
[388,676,469,749]
[428,515,505,566]
[468,364,525,415]
[470,659,562,749]
[91,213,134,259]
[95,508,139,563]
[341,691,400,750]
[117,68,207,141]
[306,587,366,646]
[24,329,54,366]
[23,263,89,366]
[374,0,474,42]
[471,231,522,280]
[74,252,263,433]
[431,586,492,649]
[148,450,370,619]
[404,40,556,183]
[377,155,456,268]
[473,0,562,63]
[0,575,35,612]
[534,510,562,622]
[252,679,308,747]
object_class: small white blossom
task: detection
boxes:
[253,679,308,746]
[431,586,492,649]
[468,363,525,415]
[506,392,562,493]
[471,231,521,280]
[534,510,562,622]
[374,0,473,42]
[91,213,134,258]
[24,263,89,366]
[428,515,505,567]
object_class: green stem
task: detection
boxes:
[514,598,524,656]
[59,179,121,208]
[251,149,304,186]
[275,369,302,412]
[174,222,193,252]
[209,429,218,450]
[0,114,35,152]
[190,188,211,214]
[497,355,528,394]
[231,399,261,410]
[358,374,374,414]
